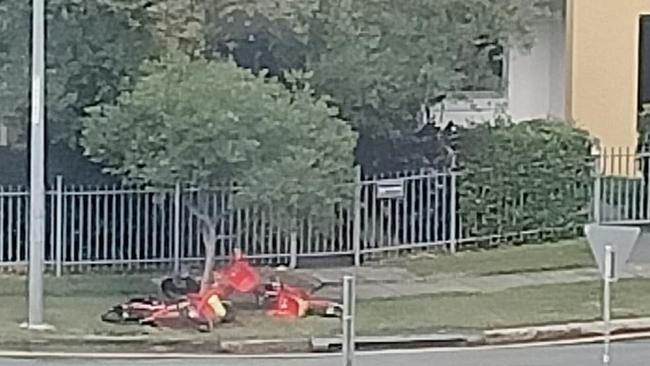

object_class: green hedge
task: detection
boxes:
[456,119,594,239]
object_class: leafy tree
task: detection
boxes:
[136,0,549,173]
[103,0,208,57]
[302,0,553,173]
[105,0,315,71]
[0,0,155,143]
[81,56,357,287]
[205,9,307,77]
[203,0,318,75]
[0,3,30,134]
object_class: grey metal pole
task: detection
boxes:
[342,275,356,366]
[173,182,181,274]
[449,153,458,253]
[593,145,602,224]
[28,0,46,327]
[603,245,613,366]
[352,166,362,267]
[55,176,63,277]
[594,172,602,224]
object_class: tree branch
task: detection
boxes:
[186,203,217,228]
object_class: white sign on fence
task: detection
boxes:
[376,179,404,199]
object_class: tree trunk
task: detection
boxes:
[289,228,298,269]
[200,224,217,292]
[185,198,220,293]
[288,216,299,269]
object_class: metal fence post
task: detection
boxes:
[593,146,602,224]
[449,155,458,254]
[352,166,362,267]
[594,174,602,224]
[173,182,181,274]
[55,176,63,277]
[342,275,356,366]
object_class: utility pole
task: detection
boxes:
[28,0,46,328]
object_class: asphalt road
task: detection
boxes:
[1,340,649,366]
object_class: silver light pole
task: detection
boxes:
[28,0,46,328]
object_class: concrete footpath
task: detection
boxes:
[297,263,650,300]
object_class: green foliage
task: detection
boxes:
[81,56,357,221]
[456,120,594,238]
[103,0,208,57]
[0,0,155,143]
[205,9,308,77]
[105,0,317,59]
[76,0,553,173]
[301,0,552,171]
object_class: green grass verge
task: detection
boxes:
[2,275,650,343]
[379,239,595,278]
[355,279,650,334]
[0,274,159,297]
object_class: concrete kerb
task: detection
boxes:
[4,318,650,355]
[482,317,650,345]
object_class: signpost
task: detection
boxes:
[602,245,613,365]
[585,224,640,281]
[342,275,356,366]
[585,224,644,366]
